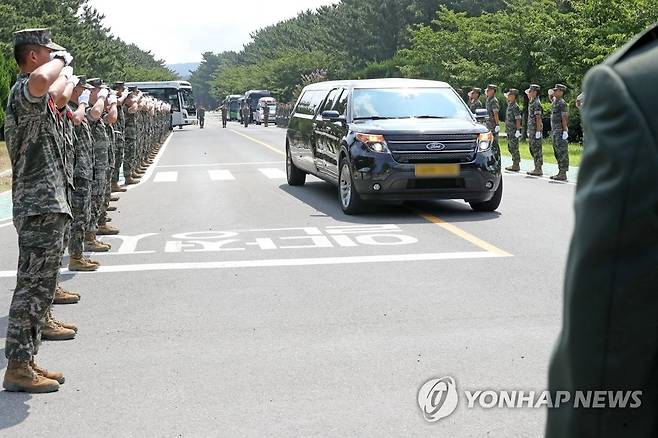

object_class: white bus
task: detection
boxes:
[125,80,198,128]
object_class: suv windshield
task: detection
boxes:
[352,88,472,121]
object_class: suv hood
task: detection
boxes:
[350,118,487,135]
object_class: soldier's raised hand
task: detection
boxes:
[50,50,73,66]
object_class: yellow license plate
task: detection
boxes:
[415,163,461,177]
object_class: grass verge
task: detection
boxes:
[499,138,583,167]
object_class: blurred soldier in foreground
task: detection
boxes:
[525,84,544,176]
[504,88,523,172]
[546,23,658,438]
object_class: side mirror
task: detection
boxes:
[322,110,342,121]
[474,108,488,123]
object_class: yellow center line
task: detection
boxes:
[229,129,285,157]
[412,208,513,257]
[228,130,511,257]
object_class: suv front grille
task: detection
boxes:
[387,134,478,164]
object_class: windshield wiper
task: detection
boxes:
[414,115,447,119]
[353,116,393,120]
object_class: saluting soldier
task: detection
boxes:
[550,84,569,181]
[525,84,544,176]
[504,88,523,172]
[467,87,483,113]
[485,84,501,154]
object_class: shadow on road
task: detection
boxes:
[279,181,501,225]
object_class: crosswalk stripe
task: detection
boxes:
[258,168,287,179]
[208,170,236,181]
[153,171,178,182]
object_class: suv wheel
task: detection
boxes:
[286,144,306,186]
[338,158,364,215]
[469,179,503,212]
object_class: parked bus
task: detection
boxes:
[225,95,242,121]
[244,90,272,123]
[125,80,197,128]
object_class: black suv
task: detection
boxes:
[286,79,502,214]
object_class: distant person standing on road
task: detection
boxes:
[549,84,569,181]
[485,84,500,155]
[220,103,228,128]
[504,88,523,172]
[467,87,483,113]
[197,105,205,129]
[242,101,250,127]
[525,84,544,176]
[263,104,270,127]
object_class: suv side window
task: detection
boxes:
[294,91,311,115]
[321,88,341,113]
[334,89,348,115]
[308,90,329,116]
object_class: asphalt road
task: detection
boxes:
[0,114,576,437]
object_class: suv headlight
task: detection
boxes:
[478,132,494,151]
[356,133,390,153]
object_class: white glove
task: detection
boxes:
[60,66,74,79]
[535,131,542,139]
[562,131,569,140]
[50,50,73,66]
[97,88,109,100]
[78,89,91,105]
[515,130,522,139]
[494,125,500,134]
[107,94,118,105]
[68,75,79,87]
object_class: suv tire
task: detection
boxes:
[338,157,364,215]
[286,144,306,186]
[469,179,503,212]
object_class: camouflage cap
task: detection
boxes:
[76,75,94,90]
[504,88,519,97]
[471,87,482,94]
[486,84,497,91]
[128,86,138,92]
[112,81,126,90]
[13,28,66,51]
[87,78,105,88]
[553,83,567,92]
[526,84,541,93]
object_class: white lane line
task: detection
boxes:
[0,251,509,277]
[123,133,173,191]
[259,168,286,179]
[153,171,178,182]
[503,171,577,186]
[208,170,236,181]
[158,161,282,168]
[0,221,12,229]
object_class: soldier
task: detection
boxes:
[575,92,584,110]
[220,103,228,128]
[467,87,483,113]
[504,89,523,172]
[550,84,569,181]
[197,105,205,129]
[3,28,74,393]
[111,81,128,193]
[485,84,501,154]
[242,101,250,127]
[263,102,270,128]
[123,86,142,185]
[525,84,544,176]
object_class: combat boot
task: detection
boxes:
[42,319,76,341]
[110,194,120,202]
[105,217,112,223]
[84,256,101,267]
[30,360,65,384]
[111,181,127,193]
[527,167,543,177]
[505,161,520,172]
[130,172,142,180]
[84,232,111,252]
[97,224,120,235]
[107,205,117,212]
[2,360,60,393]
[68,253,98,272]
[550,170,568,181]
[47,310,78,333]
[125,176,140,185]
[57,285,81,299]
[53,286,80,304]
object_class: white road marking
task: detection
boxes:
[158,161,282,168]
[122,133,173,191]
[0,251,509,278]
[208,170,236,181]
[153,171,178,182]
[259,168,287,179]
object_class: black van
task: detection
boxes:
[285,79,502,214]
[244,90,272,123]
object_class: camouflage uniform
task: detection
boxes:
[527,97,544,169]
[124,107,137,178]
[112,103,125,183]
[4,74,72,361]
[485,93,500,155]
[103,118,116,219]
[89,117,110,231]
[468,98,483,114]
[505,100,522,163]
[551,97,569,172]
[68,101,95,255]
[221,105,228,128]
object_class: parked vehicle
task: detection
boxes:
[244,90,272,123]
[254,97,277,125]
[225,95,242,121]
[285,78,502,214]
[126,81,197,128]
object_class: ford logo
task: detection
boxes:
[426,142,447,151]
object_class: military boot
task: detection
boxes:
[125,176,140,185]
[47,310,78,333]
[107,205,117,212]
[53,286,80,304]
[3,360,60,393]
[527,167,543,177]
[97,224,120,235]
[505,161,520,172]
[85,256,101,267]
[84,232,111,252]
[105,217,112,222]
[30,360,65,384]
[68,253,98,272]
[550,170,568,181]
[109,194,120,202]
[111,181,127,193]
[57,285,81,299]
[42,318,76,341]
[130,172,142,180]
